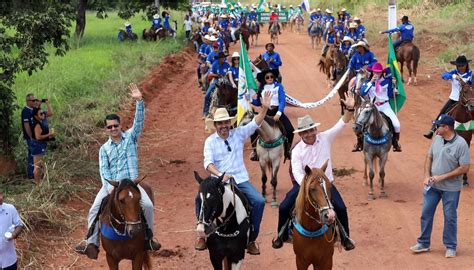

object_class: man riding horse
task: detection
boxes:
[262,43,283,82]
[268,10,282,35]
[203,52,230,118]
[195,92,273,255]
[272,92,357,251]
[75,83,161,259]
[380,15,414,52]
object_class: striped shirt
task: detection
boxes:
[99,100,145,190]
[204,118,259,184]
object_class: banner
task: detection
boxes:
[258,11,289,23]
[237,35,258,125]
[285,70,350,108]
[387,34,407,113]
[300,0,310,13]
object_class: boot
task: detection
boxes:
[144,226,161,251]
[194,237,207,250]
[336,220,355,251]
[247,241,260,255]
[352,136,363,152]
[249,149,259,161]
[74,241,99,260]
[392,132,402,152]
[272,237,284,249]
[423,125,435,139]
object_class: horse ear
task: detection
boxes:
[194,171,203,184]
[371,96,376,104]
[320,159,329,173]
[217,172,225,182]
[106,179,119,187]
[134,175,147,185]
[304,165,312,176]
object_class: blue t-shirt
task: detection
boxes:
[384,22,414,41]
[211,61,231,76]
[21,107,33,140]
[152,18,162,28]
[229,66,239,82]
[348,51,377,72]
[262,51,282,70]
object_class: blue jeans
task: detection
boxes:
[195,180,265,242]
[25,139,34,179]
[417,187,460,250]
[203,79,217,116]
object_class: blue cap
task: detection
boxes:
[433,114,455,126]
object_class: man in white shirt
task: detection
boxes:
[272,92,356,251]
[0,190,24,270]
[195,92,272,255]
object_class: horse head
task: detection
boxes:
[194,172,226,236]
[106,178,144,238]
[333,49,347,79]
[458,77,474,112]
[352,100,375,134]
[295,161,333,226]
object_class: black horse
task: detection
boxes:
[195,172,250,270]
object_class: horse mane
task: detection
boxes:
[295,173,310,223]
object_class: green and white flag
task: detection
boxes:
[237,35,258,125]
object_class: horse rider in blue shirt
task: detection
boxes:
[334,19,345,40]
[262,43,283,81]
[162,11,176,37]
[322,9,335,25]
[340,36,355,58]
[248,9,259,33]
[354,17,366,42]
[346,22,360,42]
[348,41,377,73]
[424,55,473,139]
[380,15,414,51]
[219,14,229,31]
[202,20,211,34]
[229,14,240,41]
[322,25,337,58]
[203,52,231,118]
[307,9,318,35]
[151,14,162,30]
[197,35,212,89]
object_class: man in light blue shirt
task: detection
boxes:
[195,92,272,255]
[75,83,161,259]
[0,190,24,270]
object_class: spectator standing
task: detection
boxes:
[184,15,194,40]
[21,94,37,179]
[30,108,55,184]
[0,190,24,270]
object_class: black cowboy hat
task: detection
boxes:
[214,51,228,60]
[450,55,471,66]
[265,42,275,49]
[257,69,280,84]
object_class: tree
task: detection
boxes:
[0,1,75,153]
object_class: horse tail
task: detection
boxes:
[142,29,147,40]
[143,252,151,270]
[412,45,420,76]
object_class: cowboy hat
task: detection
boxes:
[293,115,321,133]
[353,17,361,22]
[317,8,321,11]
[353,40,369,50]
[310,9,317,14]
[124,22,131,27]
[256,69,280,84]
[231,51,240,58]
[289,4,293,7]
[214,51,228,60]
[342,36,355,44]
[265,42,275,49]
[204,34,211,40]
[208,36,218,42]
[209,108,236,122]
[340,8,347,12]
[450,55,471,66]
[153,14,160,19]
[325,9,332,13]
[349,22,357,28]
[220,14,228,18]
[367,62,388,73]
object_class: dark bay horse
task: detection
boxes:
[209,77,238,117]
[252,54,270,71]
[142,27,166,41]
[235,25,250,50]
[394,35,420,85]
[447,78,474,186]
[247,20,259,46]
[101,179,153,270]
[293,161,337,270]
[332,48,350,115]
[318,45,336,83]
[353,100,392,200]
[195,172,250,270]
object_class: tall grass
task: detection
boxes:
[3,10,186,267]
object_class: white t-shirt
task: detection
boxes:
[184,20,193,31]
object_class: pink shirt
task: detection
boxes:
[291,118,346,185]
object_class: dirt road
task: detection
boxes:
[67,30,474,269]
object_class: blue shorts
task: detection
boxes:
[30,140,47,156]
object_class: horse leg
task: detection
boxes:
[296,255,311,270]
[363,159,368,186]
[210,253,224,270]
[366,153,376,200]
[400,61,405,83]
[413,58,419,85]
[270,156,281,208]
[378,154,389,198]
[132,253,145,270]
[260,161,268,202]
[407,60,413,85]
[106,254,119,270]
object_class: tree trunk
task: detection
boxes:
[75,0,88,38]
[155,0,160,14]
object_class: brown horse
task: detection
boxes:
[209,77,238,117]
[235,25,250,50]
[447,78,474,186]
[142,27,166,41]
[293,161,337,270]
[318,45,336,83]
[332,48,350,115]
[101,179,153,270]
[394,34,420,85]
[252,54,270,71]
[248,20,259,46]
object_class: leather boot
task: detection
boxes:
[247,241,260,255]
[194,237,207,250]
[352,136,363,152]
[249,149,259,161]
[392,132,402,152]
[74,241,99,260]
[336,220,355,251]
[272,237,284,249]
[423,125,435,139]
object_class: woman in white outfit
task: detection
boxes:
[359,62,402,152]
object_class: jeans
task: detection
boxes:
[417,187,460,250]
[25,139,34,179]
[86,185,155,246]
[203,79,217,116]
[195,180,265,242]
[2,262,17,270]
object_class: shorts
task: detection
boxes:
[30,140,47,156]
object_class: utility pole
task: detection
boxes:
[388,0,397,29]
[155,0,160,13]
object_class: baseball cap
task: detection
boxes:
[433,114,455,126]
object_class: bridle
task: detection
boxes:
[109,184,142,237]
[304,175,333,225]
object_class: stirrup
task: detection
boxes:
[74,239,88,253]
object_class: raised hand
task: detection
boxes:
[129,83,143,101]
[341,90,355,110]
[260,91,273,109]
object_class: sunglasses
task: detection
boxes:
[106,124,120,129]
[265,75,274,80]
[29,99,39,102]
[224,140,232,152]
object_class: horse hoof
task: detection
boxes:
[379,192,387,198]
[368,194,375,200]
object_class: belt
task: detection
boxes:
[374,101,387,106]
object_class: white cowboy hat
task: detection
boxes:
[317,8,321,11]
[349,22,357,28]
[208,35,218,42]
[354,17,361,21]
[293,115,321,133]
[289,5,293,7]
[220,14,228,18]
[124,22,131,27]
[153,14,160,19]
[325,9,332,13]
[208,108,236,123]
[310,9,317,14]
[342,36,355,44]
[340,8,347,12]
[231,51,240,58]
[208,27,216,33]
[353,40,369,50]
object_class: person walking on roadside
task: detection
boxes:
[184,14,194,41]
[0,190,25,270]
[75,83,161,260]
[410,114,470,258]
[271,92,356,251]
[194,92,273,255]
[21,94,38,179]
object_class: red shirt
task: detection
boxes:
[270,13,279,22]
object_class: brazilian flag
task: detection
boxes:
[387,34,407,113]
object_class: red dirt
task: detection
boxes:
[41,31,473,269]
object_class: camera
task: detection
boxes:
[41,99,48,103]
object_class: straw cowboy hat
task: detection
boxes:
[353,17,362,22]
[153,14,160,19]
[317,8,321,11]
[231,52,240,58]
[450,55,471,66]
[325,9,332,13]
[342,36,355,44]
[340,8,347,12]
[353,40,369,50]
[293,115,321,133]
[208,35,218,42]
[208,108,236,123]
[349,22,357,28]
[310,9,317,14]
[124,22,131,27]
